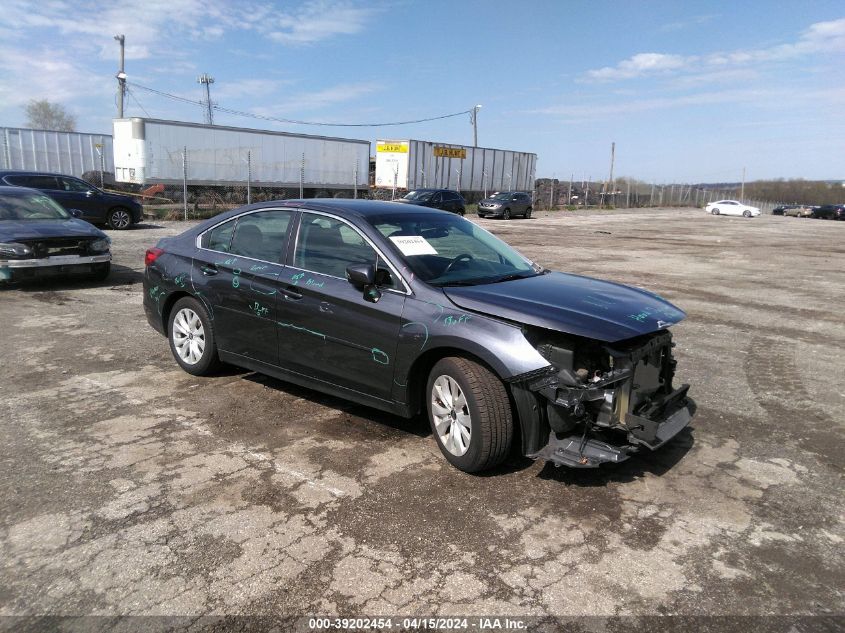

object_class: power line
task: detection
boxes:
[126,86,151,118]
[127,81,474,128]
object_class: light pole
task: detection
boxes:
[470,105,482,147]
[114,35,126,118]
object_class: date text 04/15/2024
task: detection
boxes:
[307,617,528,630]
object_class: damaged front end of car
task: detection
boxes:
[515,329,693,468]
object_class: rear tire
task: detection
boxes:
[524,207,532,219]
[712,208,720,215]
[168,297,221,376]
[107,207,132,230]
[426,357,513,473]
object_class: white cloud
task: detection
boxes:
[585,17,845,81]
[250,82,380,116]
[262,1,377,44]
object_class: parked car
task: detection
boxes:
[0,170,143,229]
[772,205,795,216]
[395,189,465,215]
[0,186,111,283]
[477,191,533,219]
[143,199,694,473]
[811,204,843,220]
[783,205,816,218]
[704,200,760,217]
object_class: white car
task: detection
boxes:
[705,200,761,217]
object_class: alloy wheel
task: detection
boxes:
[431,375,472,456]
[172,307,206,365]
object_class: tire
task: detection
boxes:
[458,208,466,216]
[743,210,751,217]
[426,357,513,473]
[712,208,720,215]
[524,207,532,219]
[107,207,132,230]
[503,208,512,220]
[91,262,110,281]
[168,297,221,376]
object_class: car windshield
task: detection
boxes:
[369,212,541,286]
[403,190,434,201]
[0,193,70,221]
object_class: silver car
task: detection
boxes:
[477,191,533,219]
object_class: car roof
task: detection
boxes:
[0,185,45,196]
[0,169,74,178]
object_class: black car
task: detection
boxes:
[812,204,844,220]
[772,205,794,216]
[395,189,465,215]
[143,199,694,473]
[477,191,533,219]
[0,170,143,229]
[0,186,111,283]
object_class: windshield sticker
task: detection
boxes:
[389,235,438,256]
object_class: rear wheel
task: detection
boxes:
[107,207,132,230]
[503,208,512,220]
[426,357,513,473]
[524,207,532,219]
[168,297,221,376]
[712,208,720,215]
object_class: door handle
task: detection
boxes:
[282,285,302,300]
[201,264,218,276]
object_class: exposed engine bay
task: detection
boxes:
[518,329,692,468]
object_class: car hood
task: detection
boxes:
[0,218,107,241]
[442,271,686,342]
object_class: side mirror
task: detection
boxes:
[346,263,375,288]
[85,190,96,197]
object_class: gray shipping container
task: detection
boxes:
[0,127,114,177]
[374,139,537,194]
[113,118,370,190]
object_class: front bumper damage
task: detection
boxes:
[519,330,694,468]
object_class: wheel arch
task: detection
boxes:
[160,290,193,335]
[403,344,532,456]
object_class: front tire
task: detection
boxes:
[168,297,220,376]
[426,357,513,473]
[503,208,512,220]
[743,210,751,217]
[91,262,110,281]
[107,207,132,230]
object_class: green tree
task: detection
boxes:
[24,99,76,132]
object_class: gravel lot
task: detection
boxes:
[1,207,843,624]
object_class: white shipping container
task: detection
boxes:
[375,139,537,193]
[0,127,114,177]
[113,118,370,190]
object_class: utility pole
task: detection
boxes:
[741,167,746,201]
[114,35,126,118]
[197,74,215,125]
[608,141,616,205]
[549,174,555,210]
[470,105,482,147]
[568,174,573,205]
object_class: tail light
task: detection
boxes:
[145,247,164,267]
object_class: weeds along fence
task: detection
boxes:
[533,179,784,214]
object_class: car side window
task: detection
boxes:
[6,175,59,189]
[203,219,236,253]
[295,212,396,288]
[431,193,443,203]
[228,210,292,264]
[59,177,92,192]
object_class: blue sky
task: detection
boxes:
[1,0,843,182]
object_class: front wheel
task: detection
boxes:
[91,262,110,281]
[168,297,221,376]
[107,207,132,230]
[426,357,513,473]
[743,210,751,217]
[503,208,512,220]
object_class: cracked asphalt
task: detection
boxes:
[0,207,843,622]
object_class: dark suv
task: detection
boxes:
[0,170,143,229]
[812,204,845,220]
[395,189,466,215]
[477,191,533,219]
